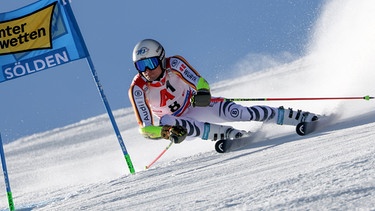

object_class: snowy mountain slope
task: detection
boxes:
[1,54,375,210]
[1,106,374,210]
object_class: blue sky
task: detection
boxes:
[0,0,323,142]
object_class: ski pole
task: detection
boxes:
[0,134,15,211]
[211,95,374,102]
[145,141,173,169]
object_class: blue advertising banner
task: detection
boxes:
[0,0,135,174]
[0,0,88,83]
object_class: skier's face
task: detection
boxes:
[141,65,163,81]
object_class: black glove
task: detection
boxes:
[161,125,187,144]
[191,89,211,107]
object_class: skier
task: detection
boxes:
[129,39,318,144]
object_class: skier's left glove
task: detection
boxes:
[191,89,211,107]
[161,125,188,144]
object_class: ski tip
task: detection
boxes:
[296,121,318,136]
[215,140,226,153]
[296,122,306,136]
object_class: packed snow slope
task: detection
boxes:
[1,0,375,210]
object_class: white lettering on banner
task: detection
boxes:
[4,50,69,79]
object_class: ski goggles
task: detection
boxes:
[134,57,160,72]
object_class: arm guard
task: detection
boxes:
[140,125,163,139]
[196,77,210,91]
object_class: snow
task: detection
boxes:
[2,109,375,210]
[1,0,375,210]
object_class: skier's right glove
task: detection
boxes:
[161,125,188,144]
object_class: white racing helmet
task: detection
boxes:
[132,39,166,70]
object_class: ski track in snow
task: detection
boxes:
[2,113,375,210]
[1,0,375,210]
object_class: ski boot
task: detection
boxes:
[276,106,319,135]
[276,106,318,126]
[203,123,249,141]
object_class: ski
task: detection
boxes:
[296,120,318,136]
[216,119,322,153]
[215,135,256,153]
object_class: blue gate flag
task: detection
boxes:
[0,0,136,174]
[0,0,88,83]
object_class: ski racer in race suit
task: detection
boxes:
[129,39,318,144]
